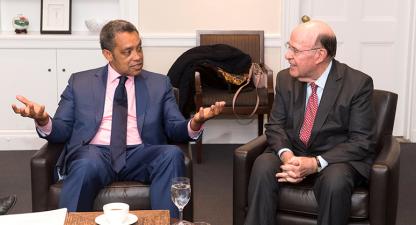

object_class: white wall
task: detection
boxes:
[139,0,280,34]
[138,0,282,144]
[138,0,281,75]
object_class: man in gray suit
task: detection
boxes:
[245,20,375,225]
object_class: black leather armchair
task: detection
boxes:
[233,89,400,225]
[31,88,193,221]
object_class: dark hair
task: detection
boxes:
[316,34,337,59]
[99,20,138,51]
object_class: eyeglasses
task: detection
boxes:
[285,42,322,55]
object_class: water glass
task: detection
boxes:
[171,177,191,225]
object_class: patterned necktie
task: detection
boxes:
[299,83,318,146]
[110,76,128,172]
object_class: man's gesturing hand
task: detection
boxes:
[12,95,49,126]
[190,101,226,131]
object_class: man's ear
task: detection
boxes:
[102,49,113,62]
[315,48,328,64]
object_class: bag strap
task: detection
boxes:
[232,63,260,119]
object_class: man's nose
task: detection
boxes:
[131,49,142,60]
[284,50,293,60]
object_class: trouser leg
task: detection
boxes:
[245,152,281,225]
[313,163,364,225]
[119,144,186,219]
[59,145,114,211]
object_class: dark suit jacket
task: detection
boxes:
[265,60,376,178]
[42,65,192,174]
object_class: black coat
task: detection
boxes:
[167,44,251,117]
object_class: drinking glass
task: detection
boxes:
[171,177,192,225]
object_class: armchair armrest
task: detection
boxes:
[233,135,268,225]
[261,63,274,112]
[369,135,400,225]
[262,63,274,92]
[194,71,203,108]
[31,142,64,211]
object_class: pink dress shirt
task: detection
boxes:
[89,65,141,145]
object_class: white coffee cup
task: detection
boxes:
[103,202,129,225]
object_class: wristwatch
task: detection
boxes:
[315,156,322,172]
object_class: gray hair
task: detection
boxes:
[316,34,337,59]
[99,20,138,51]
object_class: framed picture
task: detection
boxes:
[40,0,72,34]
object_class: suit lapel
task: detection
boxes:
[293,80,307,148]
[93,66,108,126]
[309,61,343,145]
[134,74,149,134]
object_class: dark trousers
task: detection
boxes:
[245,152,365,225]
[58,144,185,218]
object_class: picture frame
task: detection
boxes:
[40,0,72,34]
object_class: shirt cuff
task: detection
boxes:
[316,155,328,172]
[187,120,203,140]
[35,118,52,137]
[277,148,292,160]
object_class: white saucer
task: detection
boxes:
[95,213,138,225]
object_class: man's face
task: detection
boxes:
[284,30,320,81]
[104,31,143,76]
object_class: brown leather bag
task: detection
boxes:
[251,63,267,88]
[232,63,267,119]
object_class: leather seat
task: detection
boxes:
[233,89,400,225]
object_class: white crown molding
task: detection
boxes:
[265,33,281,48]
[142,33,281,47]
[0,32,281,49]
[0,131,46,151]
[0,31,100,48]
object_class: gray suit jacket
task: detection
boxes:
[265,60,376,178]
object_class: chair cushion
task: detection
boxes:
[49,181,151,211]
[278,183,369,220]
[201,86,269,107]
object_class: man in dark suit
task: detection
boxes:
[245,20,375,225]
[12,20,225,217]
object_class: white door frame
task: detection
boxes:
[404,1,416,142]
[280,0,300,70]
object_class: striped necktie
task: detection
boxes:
[299,83,318,146]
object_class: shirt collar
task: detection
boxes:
[108,64,133,83]
[314,60,333,89]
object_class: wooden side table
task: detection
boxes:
[65,210,170,225]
